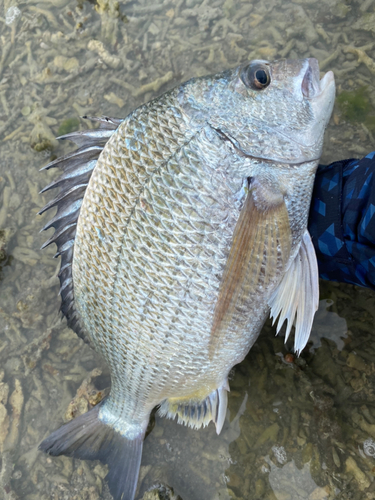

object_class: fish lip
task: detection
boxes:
[319,70,335,93]
[301,58,334,100]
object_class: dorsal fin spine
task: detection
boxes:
[39,116,120,342]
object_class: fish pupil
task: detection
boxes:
[255,69,268,85]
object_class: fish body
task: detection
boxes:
[39,59,335,500]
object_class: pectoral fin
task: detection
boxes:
[268,229,319,354]
[210,178,291,350]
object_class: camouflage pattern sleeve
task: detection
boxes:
[308,152,375,290]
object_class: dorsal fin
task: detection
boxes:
[268,229,319,355]
[39,116,122,342]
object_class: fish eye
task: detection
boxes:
[241,64,271,90]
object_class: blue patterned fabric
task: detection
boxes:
[308,153,375,290]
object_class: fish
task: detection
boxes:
[38,58,335,500]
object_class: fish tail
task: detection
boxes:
[39,403,144,500]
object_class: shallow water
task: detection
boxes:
[0,0,375,499]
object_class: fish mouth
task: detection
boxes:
[301,58,334,100]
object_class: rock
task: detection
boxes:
[87,40,121,69]
[0,371,9,404]
[0,403,9,453]
[345,457,371,491]
[309,486,329,499]
[352,12,375,33]
[64,369,107,421]
[5,379,24,450]
[141,485,182,500]
[346,352,371,374]
[143,492,160,500]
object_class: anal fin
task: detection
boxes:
[268,229,319,355]
[158,382,229,434]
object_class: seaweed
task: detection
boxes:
[336,86,375,133]
[57,117,81,137]
[336,86,373,122]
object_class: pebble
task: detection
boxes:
[5,6,21,25]
[272,445,287,464]
[363,438,375,457]
[284,353,294,363]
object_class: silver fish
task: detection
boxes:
[39,58,335,500]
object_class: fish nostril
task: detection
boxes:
[302,59,320,99]
[302,65,316,99]
[302,65,312,98]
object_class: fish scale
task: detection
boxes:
[75,121,229,386]
[76,122,272,423]
[75,126,242,401]
[39,59,335,500]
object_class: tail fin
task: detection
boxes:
[39,404,144,500]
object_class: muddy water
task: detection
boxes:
[0,0,375,499]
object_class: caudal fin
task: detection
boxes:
[39,404,144,500]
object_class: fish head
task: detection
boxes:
[181,58,335,165]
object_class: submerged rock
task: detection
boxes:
[142,484,182,500]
